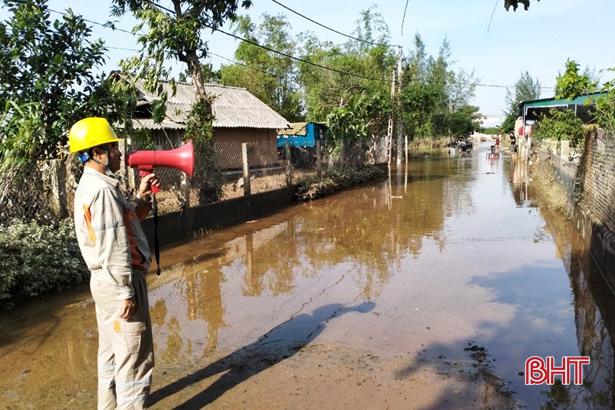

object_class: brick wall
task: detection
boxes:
[578,129,615,234]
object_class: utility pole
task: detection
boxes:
[387,62,395,165]
[388,45,404,165]
[395,45,403,165]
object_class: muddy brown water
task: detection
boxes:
[2,142,615,409]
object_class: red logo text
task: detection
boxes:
[525,356,590,385]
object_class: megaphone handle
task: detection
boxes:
[139,169,161,193]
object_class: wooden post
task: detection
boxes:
[316,140,322,177]
[340,139,345,168]
[284,141,293,186]
[180,171,191,210]
[242,142,251,196]
[405,134,408,164]
[49,159,68,219]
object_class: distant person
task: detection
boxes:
[510,132,517,153]
[495,134,500,153]
[69,117,159,409]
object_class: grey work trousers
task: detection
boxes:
[90,272,155,409]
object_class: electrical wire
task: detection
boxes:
[211,26,390,84]
[208,51,280,80]
[401,0,409,37]
[271,0,396,48]
[6,0,554,91]
[43,5,138,36]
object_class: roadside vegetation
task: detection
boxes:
[295,165,386,201]
[0,220,89,309]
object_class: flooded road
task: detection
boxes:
[2,142,615,409]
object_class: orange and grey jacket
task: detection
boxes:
[74,167,152,300]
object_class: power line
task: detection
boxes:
[13,1,556,92]
[44,6,137,36]
[212,26,390,83]
[271,0,396,48]
[106,45,140,52]
[476,83,554,90]
[141,0,390,83]
[208,51,280,80]
[401,0,410,37]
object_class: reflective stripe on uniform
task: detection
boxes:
[116,377,152,390]
[98,363,115,372]
[98,376,115,389]
[117,393,148,405]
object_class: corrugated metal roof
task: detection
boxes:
[134,80,291,130]
[278,122,308,136]
[520,92,608,109]
[131,118,185,130]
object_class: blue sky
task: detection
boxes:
[2,0,615,127]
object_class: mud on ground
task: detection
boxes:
[147,342,522,409]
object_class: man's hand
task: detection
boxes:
[137,173,160,202]
[118,297,136,320]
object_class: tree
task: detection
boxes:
[0,0,108,171]
[219,14,303,122]
[111,0,253,204]
[400,35,478,139]
[448,111,474,138]
[448,69,479,113]
[555,59,598,100]
[112,0,252,102]
[399,34,437,139]
[534,108,584,147]
[297,6,394,132]
[501,71,541,132]
[178,62,221,84]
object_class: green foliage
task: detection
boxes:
[500,114,516,134]
[296,165,386,201]
[297,6,394,136]
[504,71,542,117]
[595,68,615,131]
[501,71,542,133]
[112,1,252,203]
[185,99,223,204]
[0,219,89,309]
[0,0,109,170]
[555,59,597,100]
[112,0,253,102]
[326,91,390,150]
[534,108,585,147]
[448,111,475,138]
[0,101,45,173]
[400,34,479,139]
[219,14,304,121]
[480,127,501,135]
[178,62,221,83]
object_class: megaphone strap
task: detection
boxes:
[153,194,160,276]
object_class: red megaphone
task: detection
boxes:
[126,141,195,193]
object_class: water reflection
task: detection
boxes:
[508,160,615,408]
[147,155,481,362]
[510,156,532,207]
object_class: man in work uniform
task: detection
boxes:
[69,117,158,409]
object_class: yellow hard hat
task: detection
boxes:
[68,117,121,153]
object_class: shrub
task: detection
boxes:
[534,108,585,148]
[0,219,89,309]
